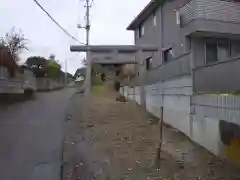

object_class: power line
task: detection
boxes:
[32,0,85,44]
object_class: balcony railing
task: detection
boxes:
[180,0,240,26]
[194,55,240,93]
[146,53,191,84]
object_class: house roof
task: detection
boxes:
[126,0,165,30]
[0,44,23,73]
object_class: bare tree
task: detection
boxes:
[81,58,87,65]
[0,27,28,61]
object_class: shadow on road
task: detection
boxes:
[0,93,37,106]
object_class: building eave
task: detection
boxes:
[126,0,165,31]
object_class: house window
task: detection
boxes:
[205,43,230,64]
[138,23,145,38]
[163,48,174,62]
[153,11,157,26]
[218,44,230,61]
[206,44,217,64]
[146,57,152,70]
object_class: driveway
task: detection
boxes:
[0,88,75,180]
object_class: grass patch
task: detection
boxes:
[92,85,104,97]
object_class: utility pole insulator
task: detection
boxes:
[86,25,91,30]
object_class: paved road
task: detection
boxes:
[0,88,75,180]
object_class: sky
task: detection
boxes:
[0,0,150,74]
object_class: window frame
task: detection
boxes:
[163,48,174,63]
[153,11,157,27]
[217,43,231,61]
[205,42,231,65]
[205,43,218,65]
[138,23,145,38]
[145,56,153,70]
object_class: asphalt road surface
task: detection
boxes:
[0,88,75,180]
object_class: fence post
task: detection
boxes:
[155,106,164,169]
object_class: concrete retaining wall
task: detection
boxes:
[0,67,65,94]
[0,67,24,94]
[120,76,193,137]
[120,76,240,166]
[22,69,37,91]
[36,78,64,91]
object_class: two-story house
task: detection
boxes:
[123,0,240,159]
[127,0,240,93]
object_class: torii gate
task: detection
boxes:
[70,45,159,108]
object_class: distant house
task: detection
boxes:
[0,45,21,78]
[0,45,24,94]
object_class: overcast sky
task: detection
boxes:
[0,0,150,74]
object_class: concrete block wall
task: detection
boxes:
[191,115,222,155]
[0,67,65,94]
[23,69,37,91]
[192,95,240,164]
[36,78,64,91]
[0,79,24,94]
[74,74,240,164]
[145,84,162,118]
[134,86,141,105]
[120,76,193,137]
[0,67,24,94]
[120,75,240,166]
[162,76,192,137]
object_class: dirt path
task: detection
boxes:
[63,87,240,180]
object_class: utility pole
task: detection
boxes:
[78,0,91,96]
[85,0,91,96]
[86,0,90,46]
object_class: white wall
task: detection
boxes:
[134,86,141,105]
[145,84,162,118]
[0,67,24,94]
[23,69,37,91]
[127,87,135,100]
[136,76,193,137]
[36,78,64,91]
[192,95,240,156]
[121,76,193,137]
[162,76,192,137]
